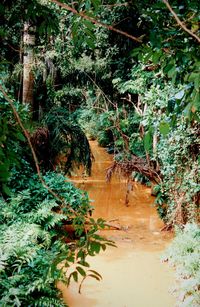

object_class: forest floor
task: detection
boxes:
[59,141,176,307]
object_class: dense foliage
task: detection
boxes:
[166,224,200,307]
[0,161,113,306]
[0,94,28,194]
[0,0,200,305]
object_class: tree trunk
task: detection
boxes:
[22,22,36,107]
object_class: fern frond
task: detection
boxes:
[33,296,67,307]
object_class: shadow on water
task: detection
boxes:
[58,141,175,307]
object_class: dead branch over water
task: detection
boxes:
[106,156,161,184]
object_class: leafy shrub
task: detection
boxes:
[0,166,114,306]
[31,108,92,175]
[156,123,200,226]
[9,167,91,216]
[0,219,66,307]
[0,181,68,306]
[166,223,200,307]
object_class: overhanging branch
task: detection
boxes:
[50,0,142,43]
[163,0,200,44]
[0,84,76,213]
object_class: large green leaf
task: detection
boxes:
[159,122,170,136]
[144,131,152,151]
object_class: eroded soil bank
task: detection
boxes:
[59,141,175,307]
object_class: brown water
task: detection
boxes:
[59,141,175,307]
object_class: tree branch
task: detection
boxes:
[162,0,200,44]
[50,0,142,43]
[103,2,129,8]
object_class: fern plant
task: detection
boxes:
[0,164,114,306]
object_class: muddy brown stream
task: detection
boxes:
[59,141,175,307]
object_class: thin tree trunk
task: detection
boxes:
[22,22,36,107]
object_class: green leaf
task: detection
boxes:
[82,19,94,31]
[167,99,175,113]
[67,255,75,263]
[191,91,200,113]
[71,22,79,41]
[159,122,170,136]
[77,249,84,259]
[88,269,102,279]
[163,60,174,74]
[76,266,86,277]
[183,102,192,118]
[0,146,5,157]
[91,0,101,11]
[0,164,10,181]
[85,37,95,49]
[152,51,161,64]
[144,131,152,151]
[88,274,101,281]
[167,66,176,78]
[72,271,78,282]
[188,72,199,85]
[90,241,101,254]
[16,132,26,141]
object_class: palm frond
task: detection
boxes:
[30,108,92,175]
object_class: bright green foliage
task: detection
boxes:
[156,122,200,224]
[114,65,199,225]
[0,167,114,306]
[0,220,66,307]
[166,223,200,307]
[132,0,200,120]
[77,108,99,140]
[8,168,91,215]
[0,172,69,306]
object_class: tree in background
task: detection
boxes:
[22,22,36,106]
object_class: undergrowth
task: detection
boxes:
[0,162,114,306]
[166,223,200,307]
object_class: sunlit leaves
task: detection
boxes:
[129,0,200,121]
[159,122,170,136]
[174,89,185,100]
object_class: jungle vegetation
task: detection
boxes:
[0,0,199,306]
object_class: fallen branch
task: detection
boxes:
[106,157,161,184]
